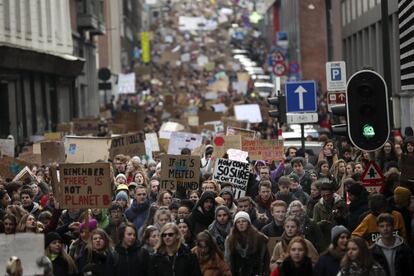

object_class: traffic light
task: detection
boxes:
[346,70,390,151]
[268,95,287,124]
[331,104,347,136]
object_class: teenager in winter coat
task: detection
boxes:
[148,223,202,276]
[124,185,151,232]
[114,222,149,276]
[188,191,216,236]
[192,230,231,276]
[44,232,78,276]
[270,236,313,276]
[208,205,232,252]
[225,211,269,276]
[313,225,350,276]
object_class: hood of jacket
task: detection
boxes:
[375,235,404,249]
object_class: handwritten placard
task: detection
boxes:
[160,155,200,191]
[212,158,250,199]
[57,163,112,209]
[212,135,242,158]
[109,133,145,160]
[242,139,284,161]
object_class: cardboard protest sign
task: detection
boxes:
[114,111,145,132]
[17,150,42,166]
[158,138,169,153]
[207,79,229,92]
[222,117,248,130]
[242,139,284,161]
[57,122,72,133]
[160,155,200,191]
[237,72,250,82]
[12,166,37,183]
[212,135,242,158]
[212,158,250,199]
[227,127,256,139]
[41,141,66,165]
[198,111,223,124]
[204,121,225,134]
[188,115,199,126]
[168,132,203,155]
[234,104,263,123]
[44,132,64,141]
[0,139,15,157]
[0,233,44,275]
[57,163,112,209]
[108,123,127,134]
[65,136,111,163]
[73,118,100,136]
[109,133,145,160]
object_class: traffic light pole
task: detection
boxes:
[381,0,394,129]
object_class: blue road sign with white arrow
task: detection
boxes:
[285,81,317,113]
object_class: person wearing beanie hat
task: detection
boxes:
[45,231,63,249]
[393,186,413,245]
[394,186,411,207]
[115,190,129,209]
[314,225,350,276]
[115,173,127,185]
[233,211,251,224]
[45,232,78,276]
[79,219,98,233]
[208,206,232,251]
[225,211,269,276]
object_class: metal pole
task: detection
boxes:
[301,123,305,150]
[381,0,394,130]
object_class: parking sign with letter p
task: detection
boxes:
[326,61,347,91]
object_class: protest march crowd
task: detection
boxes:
[1,0,414,276]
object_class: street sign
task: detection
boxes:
[326,61,347,91]
[360,160,384,184]
[285,81,317,113]
[327,92,346,111]
[272,61,287,76]
[286,112,318,124]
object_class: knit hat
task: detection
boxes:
[128,182,138,189]
[115,190,129,202]
[289,173,300,183]
[394,186,412,207]
[45,232,63,248]
[219,186,233,198]
[234,211,251,224]
[79,219,98,232]
[116,184,129,194]
[347,183,366,197]
[331,225,350,244]
[115,173,127,181]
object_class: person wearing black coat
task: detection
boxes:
[148,223,202,276]
[44,232,78,276]
[314,225,350,276]
[114,222,149,276]
[346,183,369,231]
[188,191,216,236]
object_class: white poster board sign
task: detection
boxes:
[168,132,202,155]
[145,133,160,152]
[213,158,250,198]
[234,104,263,123]
[118,73,136,94]
[0,139,15,157]
[0,233,44,276]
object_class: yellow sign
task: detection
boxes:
[141,32,151,63]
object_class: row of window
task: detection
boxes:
[341,0,382,26]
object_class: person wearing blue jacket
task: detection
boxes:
[124,185,150,232]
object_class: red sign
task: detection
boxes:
[327,92,346,106]
[272,61,287,76]
[360,160,384,184]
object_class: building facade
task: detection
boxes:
[0,0,83,143]
[340,0,412,130]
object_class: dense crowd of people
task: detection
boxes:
[1,131,414,276]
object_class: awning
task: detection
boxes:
[0,45,85,77]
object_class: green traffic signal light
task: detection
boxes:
[362,124,375,139]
